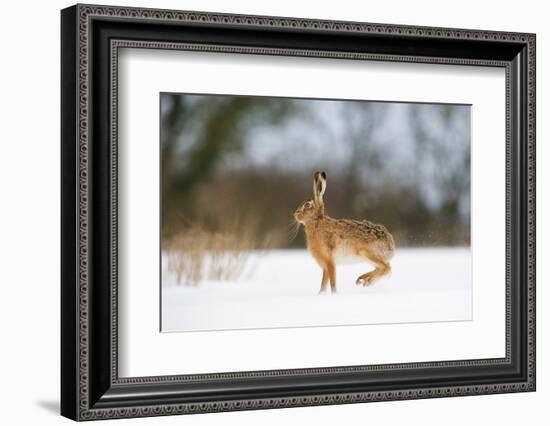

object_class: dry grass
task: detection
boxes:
[164,216,276,286]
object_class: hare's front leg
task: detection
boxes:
[319,269,329,294]
[318,261,336,294]
[326,260,337,293]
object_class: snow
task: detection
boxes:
[161,248,472,332]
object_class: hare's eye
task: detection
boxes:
[305,201,312,209]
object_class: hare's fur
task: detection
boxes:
[294,171,394,294]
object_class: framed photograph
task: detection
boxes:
[61,4,536,421]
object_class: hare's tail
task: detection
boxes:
[383,234,396,260]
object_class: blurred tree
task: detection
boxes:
[161,94,294,228]
[408,104,471,244]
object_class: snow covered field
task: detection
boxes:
[161,248,472,332]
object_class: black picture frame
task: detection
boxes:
[61,3,536,421]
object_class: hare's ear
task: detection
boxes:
[313,171,327,208]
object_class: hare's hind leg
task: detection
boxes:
[356,257,391,287]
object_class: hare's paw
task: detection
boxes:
[356,273,376,286]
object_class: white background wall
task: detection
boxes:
[0,0,546,424]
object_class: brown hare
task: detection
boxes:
[294,171,395,294]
